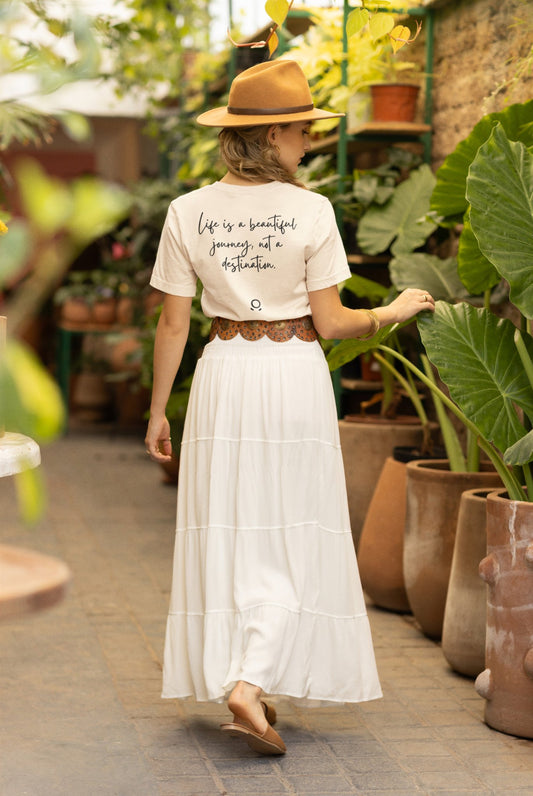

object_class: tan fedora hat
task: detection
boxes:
[196,59,344,127]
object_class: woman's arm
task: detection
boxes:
[145,294,193,461]
[308,285,434,340]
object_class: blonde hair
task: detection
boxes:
[218,125,306,188]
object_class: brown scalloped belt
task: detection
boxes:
[209,315,318,343]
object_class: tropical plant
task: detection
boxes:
[336,109,533,501]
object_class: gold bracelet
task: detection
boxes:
[358,309,380,339]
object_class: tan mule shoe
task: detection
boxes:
[220,718,286,755]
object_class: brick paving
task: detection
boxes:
[1,431,532,796]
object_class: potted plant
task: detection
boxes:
[283,4,422,134]
[370,105,533,736]
[328,160,503,629]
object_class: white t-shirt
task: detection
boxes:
[150,180,350,322]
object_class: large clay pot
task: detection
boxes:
[358,456,410,612]
[442,488,495,678]
[339,416,429,551]
[475,491,533,739]
[358,445,446,613]
[404,460,502,640]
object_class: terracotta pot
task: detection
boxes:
[339,416,430,551]
[71,371,112,421]
[116,296,135,326]
[60,298,91,326]
[475,491,533,739]
[442,488,495,678]
[358,456,410,612]
[370,83,420,123]
[91,298,117,326]
[404,460,502,640]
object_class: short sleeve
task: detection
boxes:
[150,202,198,297]
[305,198,350,292]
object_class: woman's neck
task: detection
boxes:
[219,172,272,186]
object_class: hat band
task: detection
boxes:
[227,103,314,116]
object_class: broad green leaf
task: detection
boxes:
[430,100,533,220]
[327,324,395,371]
[418,301,533,456]
[369,12,394,41]
[343,273,390,302]
[357,164,436,255]
[505,430,533,467]
[390,253,469,302]
[467,124,533,318]
[457,207,500,294]
[265,0,289,28]
[346,8,369,37]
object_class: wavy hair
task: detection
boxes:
[218,125,306,188]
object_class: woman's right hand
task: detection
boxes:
[145,414,173,461]
[383,288,435,324]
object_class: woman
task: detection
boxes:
[145,59,434,756]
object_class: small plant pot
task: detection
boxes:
[91,298,117,326]
[60,298,91,326]
[370,83,420,123]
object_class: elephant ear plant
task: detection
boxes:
[383,114,533,501]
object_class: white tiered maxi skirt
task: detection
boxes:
[162,334,382,705]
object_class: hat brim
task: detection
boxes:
[196,106,344,127]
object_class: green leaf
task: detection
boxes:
[505,430,533,467]
[15,159,72,235]
[368,12,394,41]
[265,0,290,28]
[430,99,533,220]
[0,220,31,288]
[67,178,131,243]
[390,253,469,302]
[418,301,533,457]
[467,124,533,318]
[457,208,500,295]
[0,340,65,442]
[343,273,390,303]
[327,324,396,371]
[14,467,46,526]
[346,8,369,37]
[357,164,437,255]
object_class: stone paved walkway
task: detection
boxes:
[1,432,532,796]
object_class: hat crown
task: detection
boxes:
[228,60,314,114]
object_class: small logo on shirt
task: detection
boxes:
[250,299,262,311]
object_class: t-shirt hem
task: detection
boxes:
[150,274,197,297]
[307,267,351,292]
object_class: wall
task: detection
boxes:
[424,0,533,167]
